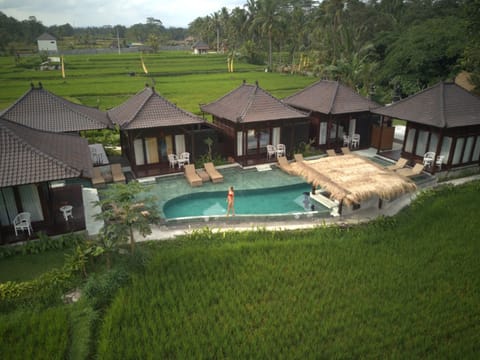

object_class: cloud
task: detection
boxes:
[0,0,246,27]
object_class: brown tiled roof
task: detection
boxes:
[283,80,380,114]
[200,82,308,123]
[372,82,480,128]
[37,32,56,41]
[0,118,92,187]
[0,85,112,132]
[107,86,204,130]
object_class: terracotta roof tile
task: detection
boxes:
[0,85,112,132]
[283,80,380,114]
[372,82,480,128]
[107,87,204,129]
[0,118,92,187]
[200,82,308,123]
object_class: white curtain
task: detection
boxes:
[319,122,327,145]
[19,184,44,222]
[349,118,356,137]
[175,134,186,154]
[237,131,243,156]
[145,137,159,164]
[272,127,280,146]
[134,139,145,165]
[428,132,439,153]
[405,128,416,153]
[415,130,428,156]
[439,136,452,164]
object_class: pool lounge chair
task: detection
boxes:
[341,147,351,155]
[111,163,126,183]
[278,156,295,175]
[92,167,106,187]
[326,149,336,157]
[294,153,304,162]
[204,162,224,183]
[395,163,425,177]
[184,164,203,187]
[386,157,408,171]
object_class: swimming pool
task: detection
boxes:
[163,182,326,219]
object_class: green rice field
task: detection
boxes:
[0,51,317,114]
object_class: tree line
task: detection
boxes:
[1,0,479,103]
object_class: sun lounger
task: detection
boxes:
[204,162,224,183]
[386,157,408,171]
[395,163,424,177]
[341,147,351,155]
[91,167,106,187]
[184,164,203,187]
[294,153,304,162]
[277,156,295,175]
[326,149,336,156]
[111,163,126,183]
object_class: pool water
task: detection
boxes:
[163,183,322,219]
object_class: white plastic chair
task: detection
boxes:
[423,152,436,168]
[351,134,360,149]
[13,212,33,236]
[343,134,351,147]
[276,144,286,158]
[435,155,445,170]
[168,154,178,168]
[177,152,190,168]
[60,205,73,221]
[267,145,276,159]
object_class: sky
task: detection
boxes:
[0,0,246,28]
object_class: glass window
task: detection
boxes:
[258,129,269,149]
[0,188,17,226]
[439,136,452,164]
[19,184,44,222]
[452,137,464,165]
[247,129,257,150]
[415,130,428,156]
[319,122,327,145]
[237,131,243,156]
[405,128,416,153]
[472,135,480,162]
[145,137,159,164]
[428,132,438,153]
[462,136,475,163]
[134,138,145,165]
[272,127,280,146]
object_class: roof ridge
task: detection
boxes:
[439,82,447,127]
[238,84,258,122]
[328,81,340,113]
[125,87,155,126]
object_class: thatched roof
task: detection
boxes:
[290,154,416,206]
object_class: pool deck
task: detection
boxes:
[83,148,480,242]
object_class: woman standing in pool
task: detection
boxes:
[226,186,235,216]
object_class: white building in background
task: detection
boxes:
[37,32,58,52]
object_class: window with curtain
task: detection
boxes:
[428,132,439,153]
[472,136,480,162]
[19,184,44,222]
[415,130,428,156]
[405,128,416,153]
[236,131,243,156]
[272,127,280,146]
[134,138,145,165]
[319,122,327,145]
[174,134,185,154]
[462,136,475,163]
[0,188,17,226]
[258,129,269,149]
[452,137,465,165]
[439,136,452,164]
[247,129,256,150]
[145,137,159,164]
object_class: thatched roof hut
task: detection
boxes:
[290,154,417,206]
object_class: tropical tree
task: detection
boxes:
[95,182,161,254]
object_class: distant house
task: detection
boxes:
[0,118,93,243]
[372,82,480,172]
[107,86,213,177]
[37,32,58,53]
[200,81,309,166]
[192,41,209,54]
[0,83,112,133]
[283,80,381,150]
